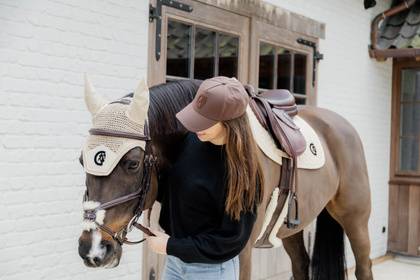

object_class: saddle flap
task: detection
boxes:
[272,108,300,130]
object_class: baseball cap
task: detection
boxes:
[176,76,249,132]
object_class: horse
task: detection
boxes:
[77,77,372,280]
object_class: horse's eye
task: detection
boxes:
[127,160,140,170]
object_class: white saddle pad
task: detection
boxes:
[254,187,290,247]
[246,104,325,248]
[245,105,325,169]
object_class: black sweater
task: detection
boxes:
[156,132,257,263]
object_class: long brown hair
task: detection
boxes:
[223,113,265,221]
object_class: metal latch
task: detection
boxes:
[149,0,193,61]
[296,38,324,87]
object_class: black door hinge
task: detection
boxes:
[297,38,324,87]
[149,0,193,61]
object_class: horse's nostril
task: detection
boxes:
[78,241,91,259]
[93,257,101,266]
[101,240,114,255]
[106,243,113,254]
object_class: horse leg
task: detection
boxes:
[239,240,252,280]
[338,214,373,280]
[326,171,373,279]
[327,196,373,280]
[282,231,310,280]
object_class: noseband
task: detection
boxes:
[83,121,157,245]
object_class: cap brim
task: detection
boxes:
[176,103,218,132]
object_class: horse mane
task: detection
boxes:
[148,79,202,136]
[124,79,202,164]
[123,79,202,136]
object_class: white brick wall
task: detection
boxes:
[0,0,149,279]
[265,0,393,266]
[0,0,395,278]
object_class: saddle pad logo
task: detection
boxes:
[94,151,106,166]
[309,143,317,156]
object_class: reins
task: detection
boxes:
[83,120,158,245]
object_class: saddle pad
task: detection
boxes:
[245,105,325,170]
[254,187,289,248]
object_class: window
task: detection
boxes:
[398,69,420,172]
[258,42,308,104]
[148,0,322,104]
[166,19,239,81]
[391,59,420,181]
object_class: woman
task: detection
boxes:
[145,76,265,280]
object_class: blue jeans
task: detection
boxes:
[162,255,239,280]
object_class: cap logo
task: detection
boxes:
[94,151,106,166]
[196,95,207,109]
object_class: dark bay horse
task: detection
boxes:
[78,78,372,280]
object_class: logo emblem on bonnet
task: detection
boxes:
[94,151,106,166]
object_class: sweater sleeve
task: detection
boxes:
[166,206,257,263]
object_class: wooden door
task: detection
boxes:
[145,1,321,279]
[388,58,420,257]
[145,1,251,279]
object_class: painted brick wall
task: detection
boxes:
[0,0,149,279]
[0,0,395,278]
[265,0,393,266]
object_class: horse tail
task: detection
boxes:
[311,208,346,280]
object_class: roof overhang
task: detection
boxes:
[370,0,420,61]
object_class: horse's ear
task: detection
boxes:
[84,73,108,116]
[127,78,149,125]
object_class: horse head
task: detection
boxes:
[78,75,158,268]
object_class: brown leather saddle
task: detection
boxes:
[245,87,306,157]
[244,85,306,232]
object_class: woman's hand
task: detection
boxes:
[145,227,169,255]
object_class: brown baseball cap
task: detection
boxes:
[176,76,249,132]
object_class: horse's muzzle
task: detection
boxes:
[78,231,122,268]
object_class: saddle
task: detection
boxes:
[244,85,306,231]
[245,87,306,157]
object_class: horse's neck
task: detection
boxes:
[146,79,200,168]
[150,131,186,170]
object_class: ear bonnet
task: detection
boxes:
[82,75,149,176]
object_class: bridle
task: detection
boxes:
[82,120,158,245]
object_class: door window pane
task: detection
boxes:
[218,34,239,77]
[400,104,420,136]
[277,48,291,90]
[295,97,306,105]
[194,28,216,80]
[293,53,307,94]
[398,68,420,172]
[167,20,191,78]
[399,137,419,171]
[259,42,275,89]
[401,69,420,101]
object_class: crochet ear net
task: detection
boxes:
[82,75,150,176]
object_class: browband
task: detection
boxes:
[89,121,151,141]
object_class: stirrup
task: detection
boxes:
[285,192,300,229]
